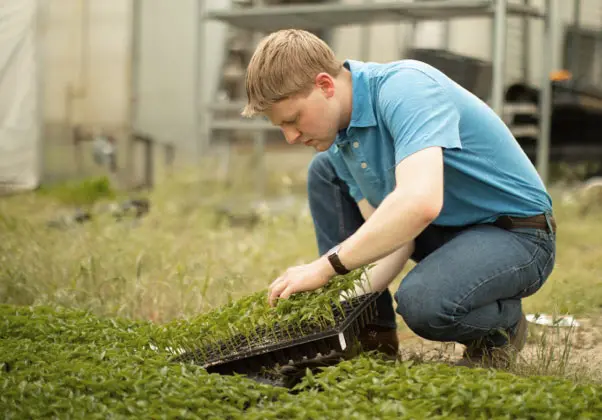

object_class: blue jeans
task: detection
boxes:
[307,152,556,348]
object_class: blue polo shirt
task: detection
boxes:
[327,59,552,226]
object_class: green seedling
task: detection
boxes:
[152,268,371,363]
[2,303,601,419]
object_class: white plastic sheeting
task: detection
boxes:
[0,0,40,193]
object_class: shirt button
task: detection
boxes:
[361,162,368,169]
[353,141,359,148]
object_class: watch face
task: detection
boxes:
[327,244,349,275]
[328,244,341,256]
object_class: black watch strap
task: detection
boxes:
[327,245,350,275]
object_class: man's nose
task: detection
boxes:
[282,126,301,144]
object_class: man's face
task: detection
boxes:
[267,85,340,152]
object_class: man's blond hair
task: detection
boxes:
[242,29,343,117]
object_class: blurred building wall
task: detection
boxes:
[40,0,230,183]
[42,0,131,127]
[133,0,196,156]
[37,0,602,182]
[41,0,132,182]
[133,0,230,158]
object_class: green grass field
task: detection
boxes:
[2,153,602,418]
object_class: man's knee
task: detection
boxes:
[394,281,457,340]
[307,152,335,190]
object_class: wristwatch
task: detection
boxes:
[326,244,350,275]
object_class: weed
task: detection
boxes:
[36,176,117,206]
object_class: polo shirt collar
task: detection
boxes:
[336,60,377,144]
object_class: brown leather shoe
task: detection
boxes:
[509,311,528,352]
[356,324,399,358]
[456,312,528,369]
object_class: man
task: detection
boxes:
[242,29,556,368]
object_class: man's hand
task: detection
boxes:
[268,256,336,306]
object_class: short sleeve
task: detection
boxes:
[378,69,461,166]
[327,149,364,203]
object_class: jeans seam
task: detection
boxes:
[534,249,554,293]
[448,242,543,331]
[511,228,549,240]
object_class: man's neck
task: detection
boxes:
[337,68,353,131]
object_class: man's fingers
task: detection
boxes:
[268,277,279,290]
[279,284,296,301]
[268,276,284,297]
[268,279,289,306]
[269,275,285,290]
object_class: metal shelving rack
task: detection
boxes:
[197,0,558,185]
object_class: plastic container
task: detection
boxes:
[172,292,380,376]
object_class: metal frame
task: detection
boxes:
[35,0,47,186]
[197,0,557,184]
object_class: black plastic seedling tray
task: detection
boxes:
[172,292,380,376]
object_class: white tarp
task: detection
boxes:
[0,0,40,193]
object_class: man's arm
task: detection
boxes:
[337,146,443,272]
[335,70,459,275]
[356,199,415,292]
[267,147,442,306]
[267,70,457,306]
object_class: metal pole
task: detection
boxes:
[491,0,508,116]
[599,4,602,88]
[594,5,602,89]
[405,19,417,55]
[253,0,266,198]
[360,0,372,61]
[129,0,141,133]
[196,0,208,173]
[442,20,450,51]
[35,0,47,185]
[570,0,581,88]
[521,0,530,83]
[537,0,555,185]
[128,0,141,187]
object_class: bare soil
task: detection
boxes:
[395,314,602,382]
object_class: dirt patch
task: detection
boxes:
[395,315,602,382]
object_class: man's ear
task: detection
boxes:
[315,72,335,98]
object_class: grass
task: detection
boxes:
[1,150,602,414]
[0,154,318,322]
